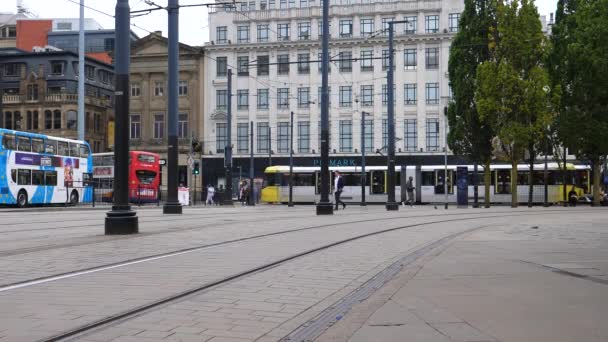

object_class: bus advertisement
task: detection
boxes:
[0,129,93,207]
[92,151,160,203]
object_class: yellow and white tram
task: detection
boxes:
[260,163,591,204]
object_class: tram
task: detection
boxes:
[260,163,591,204]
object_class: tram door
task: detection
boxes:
[371,170,386,194]
[315,171,334,194]
[434,169,454,194]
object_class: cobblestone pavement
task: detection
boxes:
[0,206,605,342]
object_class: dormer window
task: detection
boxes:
[51,61,64,75]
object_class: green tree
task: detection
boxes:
[447,0,497,208]
[476,0,552,207]
[564,0,608,206]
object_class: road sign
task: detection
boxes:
[159,159,167,166]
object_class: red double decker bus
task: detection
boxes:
[92,151,160,203]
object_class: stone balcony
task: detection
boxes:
[1,93,112,108]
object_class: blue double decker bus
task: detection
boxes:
[0,129,93,207]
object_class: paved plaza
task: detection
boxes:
[0,205,606,342]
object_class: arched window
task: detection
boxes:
[4,111,12,129]
[67,110,77,130]
[53,110,61,129]
[45,110,53,129]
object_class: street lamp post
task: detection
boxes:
[360,111,370,206]
[249,121,255,206]
[288,111,294,207]
[105,0,138,234]
[223,68,233,205]
[444,106,448,209]
[544,126,549,207]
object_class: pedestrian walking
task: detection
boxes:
[334,171,346,210]
[239,181,249,206]
[406,176,415,207]
[205,184,215,205]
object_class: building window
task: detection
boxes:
[3,63,20,76]
[257,24,269,42]
[339,51,352,72]
[104,38,115,51]
[3,111,12,129]
[53,110,61,129]
[426,83,439,104]
[44,110,52,129]
[426,118,439,151]
[382,119,388,148]
[26,84,38,101]
[449,13,461,32]
[277,122,289,153]
[278,54,290,75]
[360,18,374,36]
[404,84,417,105]
[258,89,269,109]
[216,123,227,153]
[94,113,101,132]
[130,114,141,139]
[237,25,250,43]
[298,87,310,108]
[382,17,395,36]
[216,26,228,43]
[298,22,311,40]
[405,119,417,151]
[154,113,164,139]
[339,19,352,38]
[67,110,77,130]
[237,56,249,76]
[257,122,269,153]
[318,50,331,72]
[404,16,417,34]
[363,119,374,152]
[278,23,290,40]
[26,111,32,130]
[339,86,352,107]
[360,85,373,107]
[217,57,228,77]
[278,88,289,109]
[51,61,64,75]
[178,113,188,139]
[426,47,439,69]
[178,80,188,96]
[216,90,228,110]
[257,55,269,76]
[298,53,310,74]
[404,48,417,70]
[382,49,390,70]
[298,121,310,153]
[131,83,141,97]
[425,15,439,33]
[360,50,373,71]
[154,81,164,96]
[339,120,352,152]
[85,65,95,80]
[237,89,249,110]
[237,122,249,153]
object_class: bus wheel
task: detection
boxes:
[17,190,28,208]
[70,190,79,205]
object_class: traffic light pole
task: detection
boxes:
[385,21,400,211]
[249,121,255,206]
[223,69,234,205]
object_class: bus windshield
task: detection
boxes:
[136,170,157,185]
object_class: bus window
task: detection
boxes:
[45,171,57,186]
[11,169,16,183]
[69,143,79,157]
[18,169,31,185]
[138,154,156,163]
[17,136,31,152]
[32,138,44,153]
[32,170,44,185]
[45,140,57,154]
[136,170,157,185]
[79,144,90,158]
[2,134,15,150]
[57,141,69,156]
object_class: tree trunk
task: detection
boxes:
[511,158,518,208]
[484,159,491,208]
[562,145,568,206]
[528,145,534,207]
[592,159,601,207]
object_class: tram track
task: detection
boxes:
[0,208,596,287]
[36,210,568,342]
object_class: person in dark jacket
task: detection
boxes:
[334,171,346,210]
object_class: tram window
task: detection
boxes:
[17,137,31,152]
[69,143,79,157]
[32,170,44,185]
[265,173,280,186]
[45,140,57,154]
[517,172,529,185]
[496,169,511,194]
[18,169,31,185]
[315,171,333,194]
[293,173,314,186]
[421,172,434,186]
[32,138,44,153]
[45,171,58,186]
[11,169,16,183]
[57,141,69,156]
[371,171,385,194]
[2,134,16,150]
[79,144,90,158]
[434,170,454,194]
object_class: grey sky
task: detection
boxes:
[2,0,558,47]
